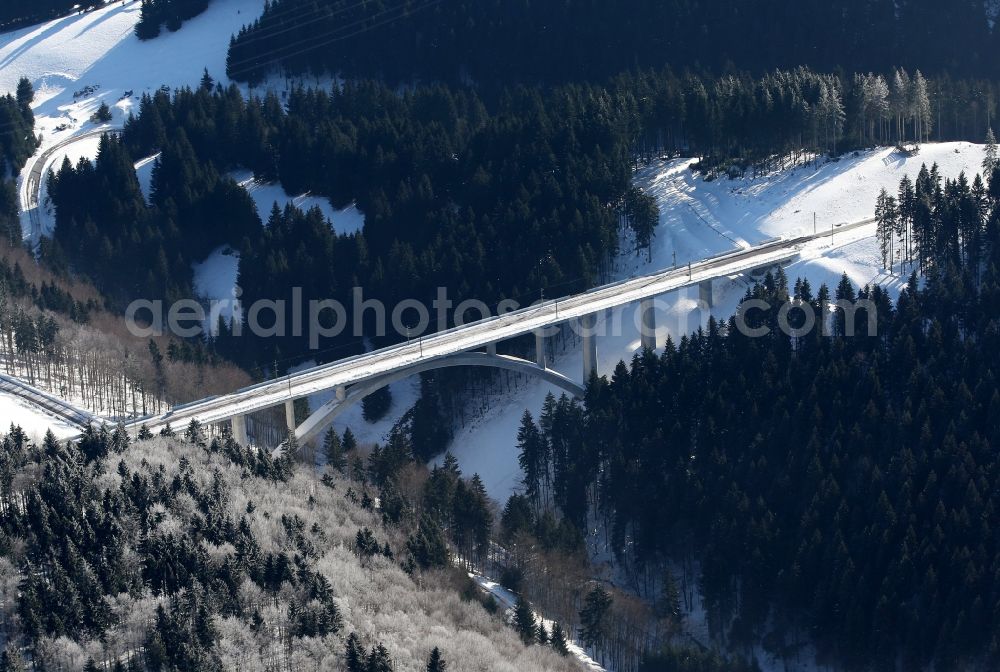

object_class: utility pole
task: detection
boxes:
[813,212,816,235]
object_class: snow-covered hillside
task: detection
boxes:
[1,2,989,503]
[0,0,262,115]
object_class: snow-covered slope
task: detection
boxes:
[0,392,80,440]
[0,0,264,114]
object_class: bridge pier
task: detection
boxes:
[335,385,347,402]
[231,414,248,446]
[284,400,296,433]
[486,342,497,356]
[581,313,598,381]
[699,279,715,309]
[639,297,657,350]
[535,331,547,369]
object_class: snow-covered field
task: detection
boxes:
[0,393,79,440]
[0,0,262,112]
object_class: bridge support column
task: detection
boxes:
[284,400,296,433]
[535,330,547,369]
[486,342,497,356]
[639,297,657,350]
[699,279,715,309]
[231,414,248,446]
[581,313,598,381]
[335,385,347,402]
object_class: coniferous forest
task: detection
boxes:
[509,164,1000,668]
[226,0,1000,85]
[0,420,585,671]
[0,1,97,31]
[134,0,213,40]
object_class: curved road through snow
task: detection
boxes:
[20,125,122,244]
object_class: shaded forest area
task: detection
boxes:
[134,0,213,40]
[226,0,1000,85]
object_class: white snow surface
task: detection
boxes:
[1,0,268,239]
[191,245,241,332]
[0,392,79,440]
[0,0,264,107]
[231,170,366,234]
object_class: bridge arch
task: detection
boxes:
[293,352,585,446]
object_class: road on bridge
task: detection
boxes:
[123,216,876,433]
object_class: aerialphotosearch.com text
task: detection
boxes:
[125,286,879,348]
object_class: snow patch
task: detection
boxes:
[191,245,241,332]
[0,392,79,441]
[134,152,159,202]
[232,170,365,233]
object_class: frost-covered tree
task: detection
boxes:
[912,71,932,143]
[891,69,912,142]
[0,649,26,672]
[855,73,890,145]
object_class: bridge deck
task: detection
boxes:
[126,218,874,432]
